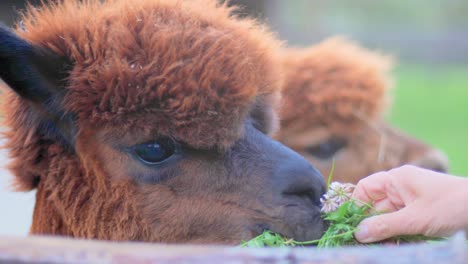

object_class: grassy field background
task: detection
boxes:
[388,63,468,176]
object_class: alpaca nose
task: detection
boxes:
[410,149,449,173]
[276,156,326,206]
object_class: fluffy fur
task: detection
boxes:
[3,0,282,191]
[278,37,392,136]
[276,38,448,183]
[1,0,328,244]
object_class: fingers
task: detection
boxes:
[372,198,401,213]
[352,165,468,243]
[354,209,421,243]
[352,171,391,204]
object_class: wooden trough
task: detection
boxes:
[0,232,466,263]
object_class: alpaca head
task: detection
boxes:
[276,38,449,184]
[0,0,326,244]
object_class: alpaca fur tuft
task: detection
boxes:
[278,37,393,137]
[276,38,449,185]
[1,0,283,191]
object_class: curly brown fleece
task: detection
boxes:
[2,0,282,191]
[278,37,392,137]
[1,0,287,243]
[276,38,448,184]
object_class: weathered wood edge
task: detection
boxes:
[0,232,466,264]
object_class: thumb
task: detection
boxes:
[354,209,420,243]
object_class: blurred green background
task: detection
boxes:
[1,0,467,175]
[231,0,468,176]
[390,64,468,175]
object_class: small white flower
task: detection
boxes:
[333,194,348,205]
[329,182,355,196]
[320,196,339,213]
[328,182,341,191]
[320,182,356,213]
[341,183,356,194]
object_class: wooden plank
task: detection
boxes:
[0,232,466,264]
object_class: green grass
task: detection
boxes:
[241,200,372,248]
[241,184,442,248]
[388,63,468,176]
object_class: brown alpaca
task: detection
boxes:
[276,38,449,184]
[0,0,326,244]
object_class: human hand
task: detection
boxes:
[352,165,468,243]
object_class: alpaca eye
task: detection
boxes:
[133,138,176,164]
[305,138,347,160]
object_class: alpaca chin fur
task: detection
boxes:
[1,0,283,192]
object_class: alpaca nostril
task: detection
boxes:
[269,141,326,206]
[410,149,449,174]
[282,187,320,206]
[282,185,314,198]
[279,165,325,207]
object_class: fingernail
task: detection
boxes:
[354,222,370,242]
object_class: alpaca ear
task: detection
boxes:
[0,24,76,147]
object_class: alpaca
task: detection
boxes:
[276,38,449,184]
[0,0,326,244]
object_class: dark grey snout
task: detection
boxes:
[229,121,327,241]
[277,159,326,206]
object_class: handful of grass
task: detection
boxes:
[241,199,372,247]
[242,168,441,248]
[241,181,371,248]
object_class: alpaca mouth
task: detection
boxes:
[293,219,326,242]
[246,206,326,243]
[253,220,325,243]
